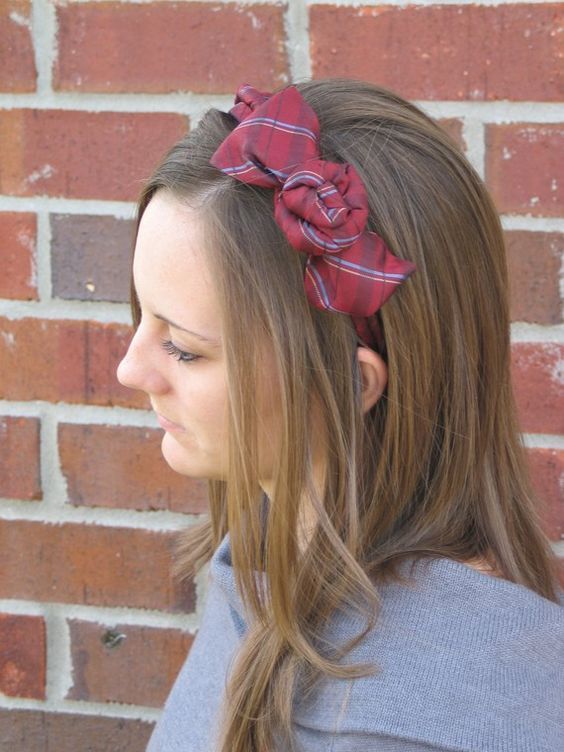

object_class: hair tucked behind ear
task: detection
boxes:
[129,78,561,752]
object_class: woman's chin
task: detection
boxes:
[160,430,224,479]
[160,431,200,476]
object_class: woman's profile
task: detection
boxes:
[116,78,563,752]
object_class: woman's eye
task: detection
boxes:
[160,339,199,364]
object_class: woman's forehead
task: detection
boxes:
[133,193,221,333]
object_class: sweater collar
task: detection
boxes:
[210,528,564,636]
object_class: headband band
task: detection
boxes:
[210,83,416,350]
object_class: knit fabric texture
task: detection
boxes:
[147,533,564,752]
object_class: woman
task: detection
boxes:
[117,78,563,752]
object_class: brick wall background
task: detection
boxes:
[0,0,562,749]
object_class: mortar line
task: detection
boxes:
[31,0,56,96]
[39,404,69,510]
[2,197,563,231]
[0,94,562,121]
[0,599,203,632]
[305,0,562,5]
[462,118,486,180]
[522,434,564,451]
[1,298,563,342]
[0,298,133,322]
[36,0,564,6]
[35,208,52,302]
[44,605,73,702]
[510,323,564,342]
[0,196,137,215]
[284,0,312,84]
[0,499,206,530]
[0,401,152,424]
[0,693,160,721]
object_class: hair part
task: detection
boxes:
[129,78,560,752]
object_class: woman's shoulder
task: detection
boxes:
[294,555,564,751]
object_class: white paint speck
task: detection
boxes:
[551,178,558,192]
[529,196,540,207]
[9,11,30,29]
[16,228,35,253]
[502,147,513,161]
[552,358,564,386]
[1,331,16,349]
[247,11,262,30]
[24,164,56,187]
[28,253,38,289]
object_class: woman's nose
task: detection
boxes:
[116,330,169,395]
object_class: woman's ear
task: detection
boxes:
[356,346,388,413]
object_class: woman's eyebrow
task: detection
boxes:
[154,312,222,348]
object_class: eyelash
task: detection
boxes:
[160,338,200,364]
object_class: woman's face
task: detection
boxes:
[117,190,282,482]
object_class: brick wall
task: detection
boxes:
[1,1,562,749]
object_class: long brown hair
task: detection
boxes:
[129,78,560,751]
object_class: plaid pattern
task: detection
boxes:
[210,84,416,347]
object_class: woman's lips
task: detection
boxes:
[156,413,186,433]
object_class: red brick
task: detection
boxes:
[0,0,36,92]
[0,109,187,200]
[0,212,37,300]
[67,619,193,707]
[511,343,564,434]
[527,447,563,541]
[0,613,45,699]
[0,520,195,612]
[54,2,288,94]
[0,317,148,409]
[0,416,41,500]
[310,4,562,101]
[59,423,209,514]
[506,231,562,325]
[437,118,465,152]
[0,709,153,752]
[51,214,135,302]
[486,124,564,216]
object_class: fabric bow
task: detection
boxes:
[210,84,416,346]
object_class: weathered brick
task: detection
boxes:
[67,619,193,707]
[0,709,153,752]
[0,613,45,699]
[0,211,37,300]
[0,520,195,612]
[0,0,36,92]
[511,343,564,435]
[486,124,564,216]
[0,317,148,409]
[527,447,563,542]
[59,423,209,513]
[506,231,562,325]
[51,214,135,302]
[0,109,187,200]
[310,4,562,101]
[54,1,288,94]
[0,415,41,500]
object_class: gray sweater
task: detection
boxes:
[147,533,564,751]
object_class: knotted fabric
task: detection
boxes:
[210,83,416,350]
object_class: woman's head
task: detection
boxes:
[116,190,289,484]
[119,77,507,545]
[118,77,559,752]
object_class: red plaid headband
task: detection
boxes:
[210,83,416,350]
